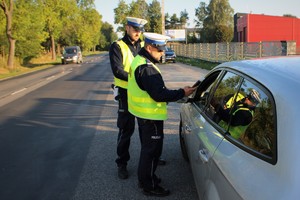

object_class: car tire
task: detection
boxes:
[179,119,189,162]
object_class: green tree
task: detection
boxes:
[179,9,189,28]
[0,0,47,69]
[148,0,162,33]
[0,4,7,59]
[77,8,102,51]
[168,14,179,29]
[57,4,80,50]
[14,0,47,62]
[215,24,233,42]
[99,22,118,51]
[41,0,71,60]
[0,0,15,69]
[195,1,208,28]
[114,0,130,33]
[200,0,234,42]
[129,0,148,19]
[76,0,94,8]
[164,13,171,28]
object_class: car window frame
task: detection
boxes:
[190,67,277,165]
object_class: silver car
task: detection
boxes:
[61,46,83,64]
[179,56,300,200]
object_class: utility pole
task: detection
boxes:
[161,0,165,35]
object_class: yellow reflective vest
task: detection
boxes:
[219,94,254,139]
[114,40,144,89]
[128,55,167,120]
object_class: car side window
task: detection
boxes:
[237,80,275,159]
[198,70,276,162]
[193,71,221,109]
[205,72,242,122]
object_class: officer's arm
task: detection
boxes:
[109,42,128,81]
[136,65,184,102]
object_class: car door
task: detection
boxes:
[206,71,277,200]
[185,69,251,199]
[181,70,225,199]
[198,70,245,200]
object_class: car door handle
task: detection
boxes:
[198,149,209,163]
[185,125,192,132]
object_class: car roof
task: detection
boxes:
[216,56,300,90]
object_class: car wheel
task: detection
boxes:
[179,119,189,162]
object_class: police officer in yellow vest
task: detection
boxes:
[217,89,261,139]
[128,32,195,196]
[109,17,148,180]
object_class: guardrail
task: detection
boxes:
[170,41,297,63]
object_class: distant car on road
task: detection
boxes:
[165,47,176,63]
[61,46,83,64]
[179,56,300,199]
[160,47,176,63]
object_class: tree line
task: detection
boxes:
[0,0,118,70]
[1,0,252,70]
[113,0,190,33]
[113,0,235,43]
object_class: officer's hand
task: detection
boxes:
[183,86,196,97]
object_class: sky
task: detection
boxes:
[94,0,300,32]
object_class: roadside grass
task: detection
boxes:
[0,51,106,80]
[0,52,219,80]
[176,56,220,70]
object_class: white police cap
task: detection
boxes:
[143,32,171,51]
[126,17,147,31]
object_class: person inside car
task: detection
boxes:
[215,89,261,139]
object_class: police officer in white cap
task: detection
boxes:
[127,32,195,196]
[109,17,147,180]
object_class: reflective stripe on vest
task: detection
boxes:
[128,55,167,120]
[114,40,144,89]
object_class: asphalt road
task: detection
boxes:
[0,54,208,200]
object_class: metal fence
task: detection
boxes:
[170,41,297,63]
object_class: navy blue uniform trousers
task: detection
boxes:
[137,118,163,190]
[115,88,135,167]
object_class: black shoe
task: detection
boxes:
[158,157,166,165]
[143,185,170,197]
[138,178,161,188]
[118,166,128,179]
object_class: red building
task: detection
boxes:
[235,13,300,53]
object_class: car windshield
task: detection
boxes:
[65,48,76,54]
